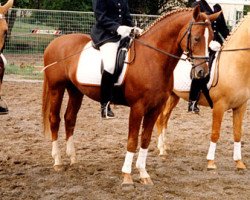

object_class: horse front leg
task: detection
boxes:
[232,102,247,169]
[156,93,179,155]
[207,103,225,169]
[65,85,83,166]
[136,104,164,185]
[122,105,143,186]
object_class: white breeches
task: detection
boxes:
[99,41,120,74]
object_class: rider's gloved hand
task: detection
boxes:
[117,26,133,39]
[133,27,143,37]
[209,40,221,51]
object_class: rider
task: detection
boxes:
[90,0,142,119]
[188,0,229,113]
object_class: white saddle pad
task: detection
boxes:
[173,53,218,92]
[76,41,129,86]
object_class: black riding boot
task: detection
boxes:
[0,96,8,115]
[188,78,201,114]
[100,70,115,119]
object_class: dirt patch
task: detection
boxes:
[0,80,250,199]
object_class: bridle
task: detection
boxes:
[179,21,210,66]
[134,20,211,70]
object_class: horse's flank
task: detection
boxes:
[215,14,250,109]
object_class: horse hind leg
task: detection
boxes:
[65,83,83,166]
[156,93,179,155]
[0,66,8,114]
[48,86,66,171]
[232,102,247,170]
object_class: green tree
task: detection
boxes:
[40,0,92,11]
[128,0,193,15]
[4,0,92,11]
[7,0,195,13]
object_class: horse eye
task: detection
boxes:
[193,36,200,43]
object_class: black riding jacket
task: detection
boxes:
[90,0,134,47]
[192,0,229,44]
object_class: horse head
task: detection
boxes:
[178,5,221,79]
[0,0,14,52]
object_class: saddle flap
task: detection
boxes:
[76,41,129,86]
[174,52,218,92]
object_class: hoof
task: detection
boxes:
[70,162,79,170]
[140,177,154,185]
[0,106,8,115]
[159,149,167,156]
[53,165,65,172]
[235,160,246,170]
[207,160,217,170]
[70,157,78,166]
[122,173,134,186]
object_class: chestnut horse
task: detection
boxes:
[42,7,220,186]
[0,0,14,114]
[156,13,250,170]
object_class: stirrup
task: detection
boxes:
[101,102,115,119]
[188,101,200,114]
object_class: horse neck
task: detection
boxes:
[219,18,250,88]
[140,11,192,65]
[222,18,250,72]
[224,18,250,50]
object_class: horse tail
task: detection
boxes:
[42,75,52,139]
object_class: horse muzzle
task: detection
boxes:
[190,65,209,79]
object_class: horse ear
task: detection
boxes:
[0,0,14,15]
[208,11,222,22]
[193,5,201,21]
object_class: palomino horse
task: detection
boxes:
[0,0,14,114]
[42,7,220,186]
[156,13,250,170]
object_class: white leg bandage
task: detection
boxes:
[122,151,134,174]
[66,136,77,164]
[233,142,242,161]
[207,142,216,160]
[136,148,150,178]
[52,140,62,166]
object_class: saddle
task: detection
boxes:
[113,37,132,82]
[93,37,132,83]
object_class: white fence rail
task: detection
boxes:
[4,8,158,68]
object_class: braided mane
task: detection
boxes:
[141,8,193,36]
[221,13,250,49]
